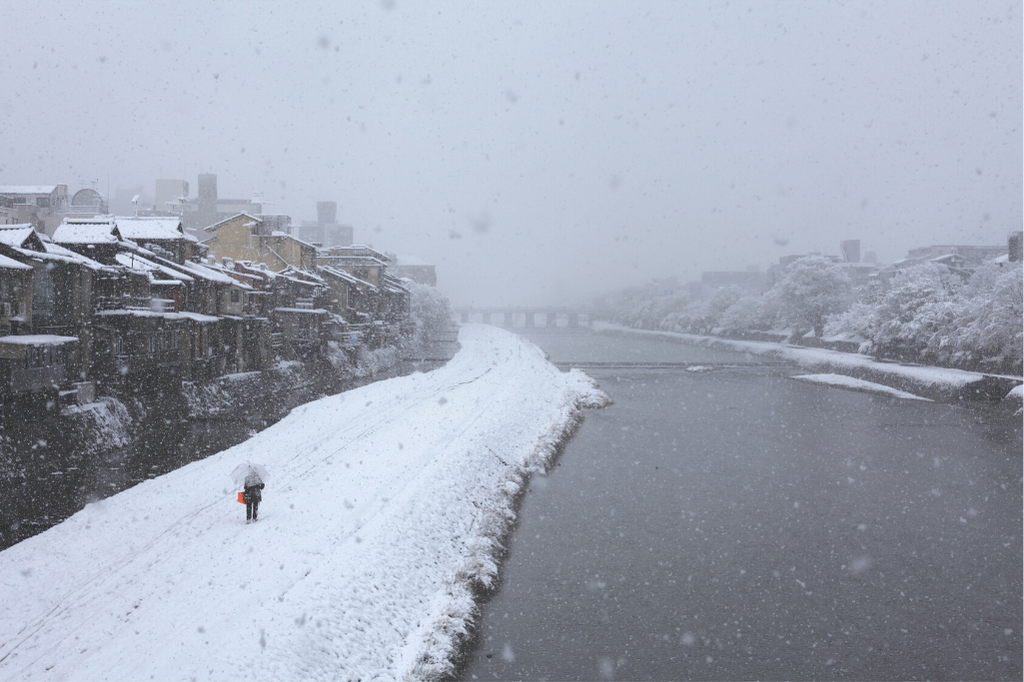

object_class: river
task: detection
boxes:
[459,329,1022,681]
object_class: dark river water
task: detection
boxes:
[459,330,1022,681]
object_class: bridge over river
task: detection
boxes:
[452,307,592,329]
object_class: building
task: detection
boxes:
[0,334,80,409]
[840,239,861,263]
[1008,232,1022,262]
[179,174,263,233]
[0,248,33,336]
[115,216,202,264]
[202,213,317,273]
[68,188,109,217]
[387,254,437,286]
[0,185,70,235]
[318,245,390,286]
[905,244,1007,268]
[51,217,125,264]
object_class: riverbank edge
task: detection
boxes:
[592,321,1024,408]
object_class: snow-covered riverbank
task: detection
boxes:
[594,321,1023,406]
[0,324,608,681]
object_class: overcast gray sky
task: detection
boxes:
[3,1,1020,306]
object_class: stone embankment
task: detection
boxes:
[0,337,456,550]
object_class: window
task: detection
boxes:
[231,289,240,303]
[160,330,178,351]
[27,346,53,368]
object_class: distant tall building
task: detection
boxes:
[317,201,337,225]
[840,239,861,263]
[180,173,263,233]
[298,221,323,245]
[197,174,218,225]
[1009,232,1023,262]
[326,224,353,247]
[306,200,353,247]
[155,179,189,214]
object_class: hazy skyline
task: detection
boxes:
[3,1,1020,306]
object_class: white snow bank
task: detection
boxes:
[0,324,608,682]
[792,374,932,401]
[594,321,1022,400]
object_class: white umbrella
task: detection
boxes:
[230,462,269,490]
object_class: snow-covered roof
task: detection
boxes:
[174,259,239,285]
[234,261,279,281]
[115,252,195,283]
[393,254,428,266]
[39,241,110,271]
[0,334,78,345]
[0,253,31,270]
[0,226,41,249]
[52,220,122,245]
[326,255,387,268]
[279,266,325,285]
[95,309,221,324]
[0,185,61,195]
[3,238,110,272]
[381,274,409,294]
[203,212,261,233]
[318,264,361,285]
[273,307,329,315]
[327,244,390,261]
[198,262,256,290]
[261,232,318,250]
[115,217,196,243]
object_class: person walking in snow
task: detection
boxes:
[243,474,265,524]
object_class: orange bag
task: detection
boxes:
[237,492,245,504]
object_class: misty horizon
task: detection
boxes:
[3,1,1020,307]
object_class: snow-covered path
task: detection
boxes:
[0,325,608,682]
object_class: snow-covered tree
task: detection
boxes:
[870,262,961,353]
[593,278,694,328]
[823,302,875,347]
[405,280,454,347]
[656,286,742,334]
[934,262,1023,373]
[766,256,853,337]
[719,293,773,332]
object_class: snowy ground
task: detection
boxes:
[0,325,608,682]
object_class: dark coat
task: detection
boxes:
[243,483,264,503]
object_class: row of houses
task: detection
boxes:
[0,214,412,409]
